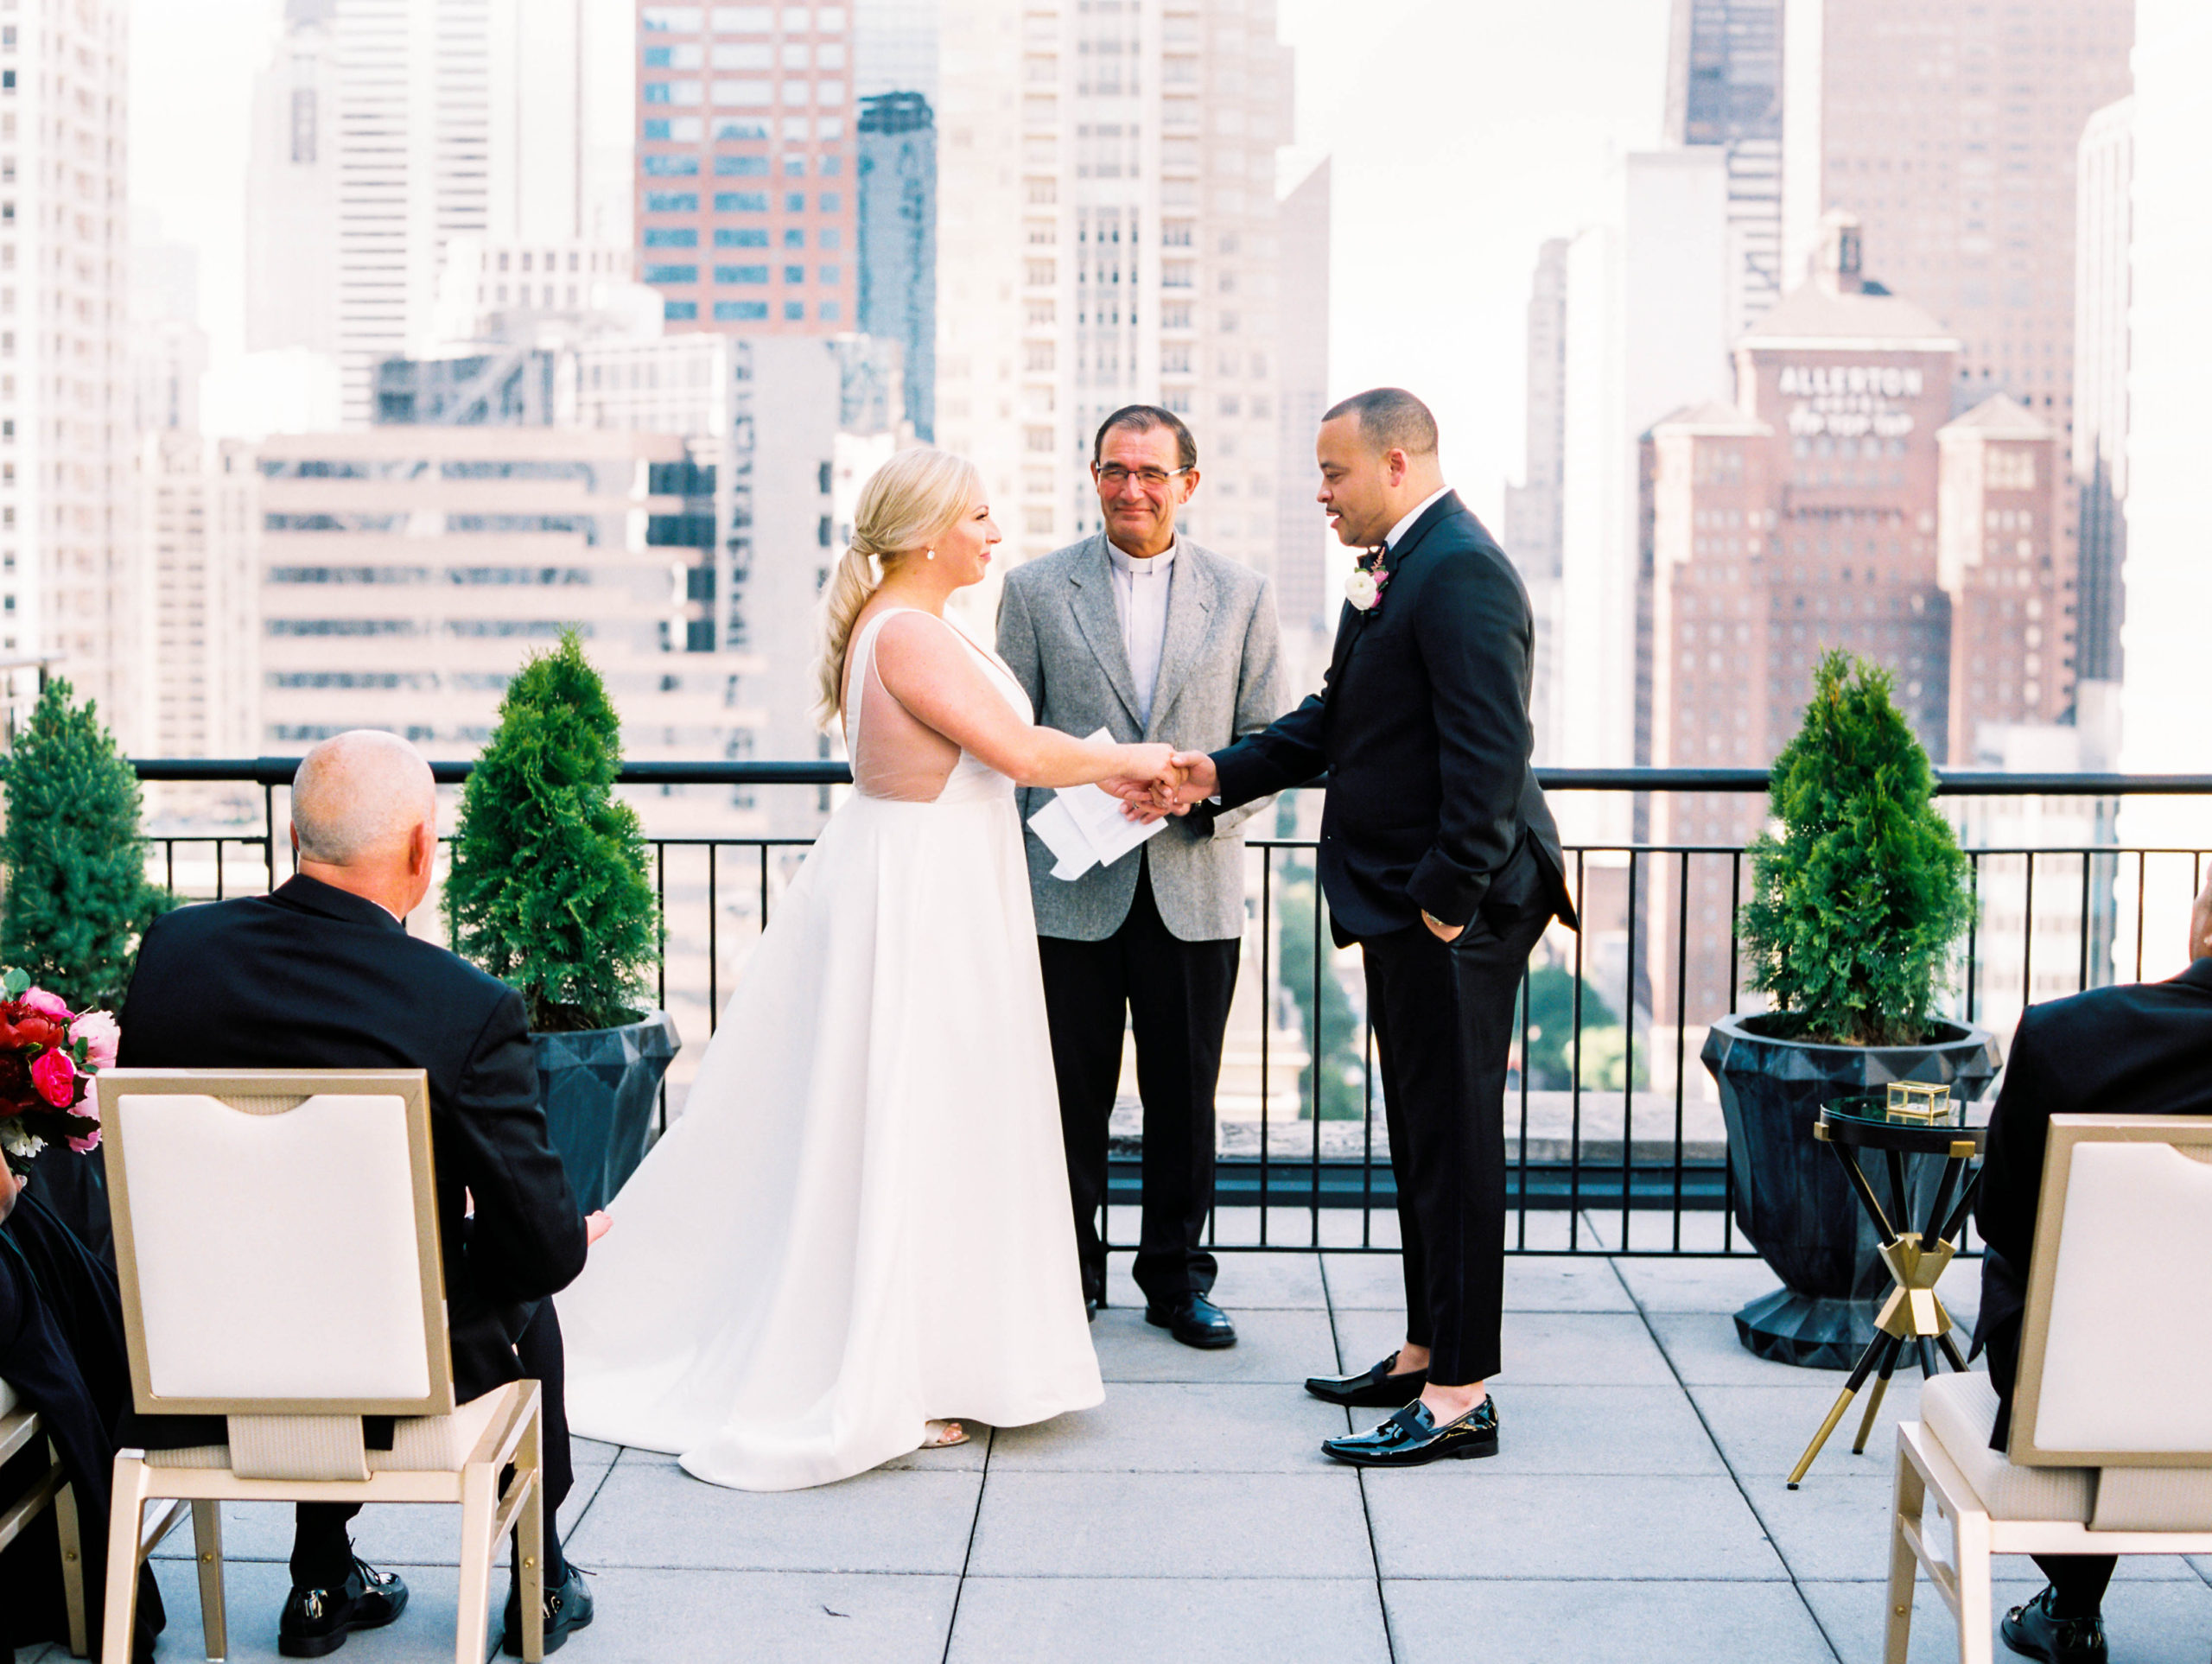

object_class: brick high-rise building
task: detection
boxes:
[1794,0,2133,424]
[636,3,857,335]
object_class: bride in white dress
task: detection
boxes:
[560,448,1179,1490]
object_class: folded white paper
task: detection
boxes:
[1027,729,1168,880]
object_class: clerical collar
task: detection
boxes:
[1107,536,1178,575]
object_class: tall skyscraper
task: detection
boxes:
[933,0,1297,579]
[1790,0,2133,422]
[1504,238,1567,764]
[2072,97,2132,689]
[245,0,624,422]
[1,0,137,740]
[633,3,858,337]
[1274,158,1332,678]
[2116,0,2212,910]
[1664,0,1786,340]
[856,91,936,441]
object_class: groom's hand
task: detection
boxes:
[1421,911,1466,944]
[1166,751,1218,806]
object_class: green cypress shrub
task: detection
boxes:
[0,679,172,1010]
[1738,651,1975,1045]
[443,632,660,1032]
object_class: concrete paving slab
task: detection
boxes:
[1090,1304,1336,1385]
[1480,1384,1727,1476]
[1364,1472,1786,1580]
[1806,1574,2212,1664]
[1101,1248,1329,1312]
[1384,1577,1834,1664]
[563,1458,982,1573]
[149,1555,489,1664]
[1614,1254,1791,1314]
[1647,1308,1847,1386]
[966,1471,1373,1578]
[947,1576,1389,1664]
[1330,1307,1676,1387]
[1690,1379,1929,1486]
[548,1566,957,1664]
[988,1381,1350,1472]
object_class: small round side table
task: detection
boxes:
[1784,1095,1986,1489]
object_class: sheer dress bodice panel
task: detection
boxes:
[841,607,1029,804]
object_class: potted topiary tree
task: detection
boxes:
[444,632,677,1210]
[0,678,172,1250]
[1701,651,1996,1369]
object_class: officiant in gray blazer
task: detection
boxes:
[996,405,1282,1350]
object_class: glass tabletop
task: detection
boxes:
[1820,1093,1989,1155]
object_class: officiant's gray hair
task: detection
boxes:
[291,731,437,864]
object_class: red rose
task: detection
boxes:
[0,1006,66,1050]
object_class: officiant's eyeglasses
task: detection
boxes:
[1095,465,1191,490]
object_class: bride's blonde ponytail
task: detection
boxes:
[811,447,984,731]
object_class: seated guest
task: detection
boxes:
[118,731,606,1659]
[1973,873,2212,1664]
[0,1163,166,1664]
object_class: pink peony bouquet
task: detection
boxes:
[0,968,115,1169]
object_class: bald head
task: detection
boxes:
[292,731,436,866]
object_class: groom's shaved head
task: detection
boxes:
[1324,388,1440,459]
[291,731,437,865]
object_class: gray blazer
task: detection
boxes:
[997,533,1282,943]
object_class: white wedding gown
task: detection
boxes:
[560,606,1103,1490]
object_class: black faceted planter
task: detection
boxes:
[532,1009,680,1212]
[1700,1013,1997,1369]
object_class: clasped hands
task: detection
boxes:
[1103,749,1221,824]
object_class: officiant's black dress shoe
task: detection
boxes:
[502,1560,594,1656]
[1321,1396,1499,1468]
[2000,1587,2108,1664]
[278,1559,410,1657]
[1145,1293,1236,1349]
[1306,1351,1428,1409]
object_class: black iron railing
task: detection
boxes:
[130,761,2212,1259]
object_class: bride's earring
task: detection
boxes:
[925,548,936,561]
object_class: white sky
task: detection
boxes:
[130,0,1671,521]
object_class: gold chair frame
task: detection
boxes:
[0,1387,90,1657]
[92,1070,545,1664]
[1885,1113,2212,1664]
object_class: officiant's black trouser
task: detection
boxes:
[1361,884,1554,1388]
[292,1299,574,1591]
[1038,859,1238,1309]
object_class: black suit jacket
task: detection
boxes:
[1973,956,2212,1445]
[1211,492,1573,943]
[115,876,588,1421]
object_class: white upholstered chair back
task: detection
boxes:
[98,1070,454,1419]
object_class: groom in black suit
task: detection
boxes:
[1156,389,1574,1466]
[117,732,602,1658]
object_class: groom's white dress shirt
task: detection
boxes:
[1384,486,1453,553]
[1106,536,1177,728]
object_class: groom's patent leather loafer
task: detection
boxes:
[1322,1396,1499,1468]
[1145,1294,1236,1349]
[1306,1350,1428,1409]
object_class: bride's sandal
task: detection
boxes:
[921,1419,969,1449]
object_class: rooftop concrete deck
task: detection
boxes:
[41,1224,2212,1664]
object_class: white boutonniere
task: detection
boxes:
[1344,549,1391,613]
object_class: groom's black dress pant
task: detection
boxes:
[1038,857,1238,1309]
[1360,878,1554,1388]
[292,1299,574,1590]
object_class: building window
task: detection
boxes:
[818,226,842,251]
[715,227,768,247]
[664,300,699,321]
[714,190,767,211]
[643,227,698,248]
[784,264,804,283]
[641,5,704,30]
[783,226,805,248]
[784,300,804,321]
[644,155,702,176]
[715,301,770,321]
[818,154,842,176]
[785,192,806,213]
[818,192,841,213]
[715,155,770,176]
[819,301,840,321]
[645,190,700,213]
[644,264,700,284]
[817,264,838,284]
[715,264,769,284]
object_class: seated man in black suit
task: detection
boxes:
[1972,873,2212,1664]
[118,731,607,1659]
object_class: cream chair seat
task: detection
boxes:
[1,1372,89,1657]
[94,1071,547,1664]
[1887,1115,2212,1664]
